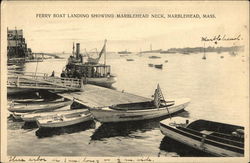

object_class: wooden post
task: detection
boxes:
[80,78,84,91]
[16,75,19,87]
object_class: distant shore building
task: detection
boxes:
[7,28,32,58]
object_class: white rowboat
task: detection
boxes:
[36,110,92,128]
[89,98,190,123]
[22,109,87,122]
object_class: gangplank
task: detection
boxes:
[7,71,83,94]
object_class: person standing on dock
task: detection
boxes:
[51,70,55,77]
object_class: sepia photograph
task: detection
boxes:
[1,1,249,163]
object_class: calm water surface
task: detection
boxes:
[7,52,248,156]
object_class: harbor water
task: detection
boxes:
[7,52,248,156]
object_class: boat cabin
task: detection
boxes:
[63,63,111,79]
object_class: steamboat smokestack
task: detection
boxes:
[76,43,80,59]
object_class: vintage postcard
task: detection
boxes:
[1,1,249,163]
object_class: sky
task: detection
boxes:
[2,1,249,53]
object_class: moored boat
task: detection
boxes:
[148,63,154,67]
[8,99,72,113]
[149,56,161,59]
[160,117,244,157]
[154,64,163,69]
[61,40,116,88]
[22,108,87,122]
[36,110,92,128]
[89,85,190,123]
[12,112,27,120]
[14,98,44,103]
[126,58,134,61]
[118,50,132,54]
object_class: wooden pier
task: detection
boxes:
[8,71,152,108]
[7,71,83,93]
[58,84,151,108]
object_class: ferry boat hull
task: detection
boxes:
[86,76,116,88]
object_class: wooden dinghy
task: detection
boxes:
[89,84,190,123]
[13,98,45,103]
[12,112,27,120]
[160,117,244,157]
[36,110,92,128]
[8,99,72,113]
[22,109,86,122]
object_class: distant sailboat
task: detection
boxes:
[202,43,206,60]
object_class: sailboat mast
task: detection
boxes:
[204,42,205,56]
[104,39,107,65]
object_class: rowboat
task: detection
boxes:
[89,85,190,123]
[154,64,163,69]
[149,56,161,59]
[21,109,87,122]
[126,59,134,61]
[160,117,244,157]
[148,63,154,67]
[12,112,27,120]
[8,99,72,113]
[14,98,44,103]
[36,110,92,128]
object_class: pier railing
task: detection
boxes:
[8,71,83,91]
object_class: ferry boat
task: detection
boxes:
[160,117,244,157]
[61,40,116,88]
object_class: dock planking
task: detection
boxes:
[57,84,151,108]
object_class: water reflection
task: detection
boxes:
[159,136,213,157]
[91,111,189,141]
[35,120,95,138]
[91,117,165,141]
[22,122,38,129]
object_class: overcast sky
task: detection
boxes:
[2,1,248,53]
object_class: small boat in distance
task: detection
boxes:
[160,117,244,157]
[118,50,132,54]
[202,43,206,60]
[126,59,134,61]
[220,56,224,59]
[36,109,92,128]
[149,56,161,59]
[148,63,154,67]
[89,84,190,123]
[154,64,163,69]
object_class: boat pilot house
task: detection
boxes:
[63,63,111,79]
